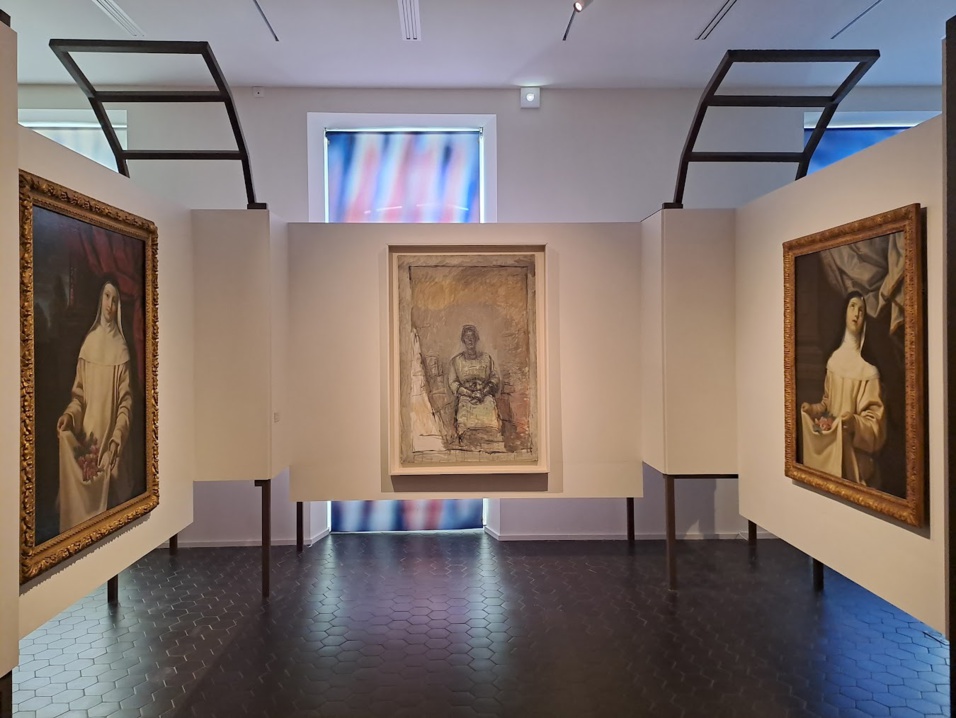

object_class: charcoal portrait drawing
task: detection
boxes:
[391,248,546,473]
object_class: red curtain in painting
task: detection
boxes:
[41,209,146,388]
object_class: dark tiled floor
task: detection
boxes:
[14,533,950,718]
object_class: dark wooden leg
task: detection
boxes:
[626,497,635,544]
[0,670,12,718]
[812,558,825,592]
[296,501,304,553]
[665,474,677,590]
[169,533,179,555]
[747,520,758,562]
[255,480,271,598]
[107,575,119,605]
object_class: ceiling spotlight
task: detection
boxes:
[520,87,541,109]
[563,0,594,41]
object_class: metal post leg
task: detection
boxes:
[0,670,12,718]
[255,480,271,598]
[169,533,179,555]
[107,575,119,605]
[296,501,304,553]
[665,475,677,590]
[626,497,635,545]
[812,558,825,592]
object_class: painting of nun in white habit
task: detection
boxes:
[56,280,135,532]
[784,204,925,527]
[19,171,158,583]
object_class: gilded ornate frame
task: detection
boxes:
[19,171,159,582]
[783,204,925,526]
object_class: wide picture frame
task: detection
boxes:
[389,246,547,475]
[19,171,159,583]
[783,204,925,526]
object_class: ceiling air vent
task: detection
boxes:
[90,0,145,37]
[397,0,422,41]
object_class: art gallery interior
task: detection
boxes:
[0,1,953,716]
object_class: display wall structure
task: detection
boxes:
[640,208,740,586]
[191,208,291,595]
[192,209,288,483]
[17,126,197,636]
[287,222,642,501]
[736,117,945,632]
[0,18,22,683]
[23,83,936,545]
[640,208,737,476]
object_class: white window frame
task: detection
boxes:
[307,112,497,223]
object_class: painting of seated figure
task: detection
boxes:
[391,247,546,474]
[783,204,925,527]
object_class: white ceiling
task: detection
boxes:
[3,0,954,89]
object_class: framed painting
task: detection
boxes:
[783,204,925,526]
[19,171,159,582]
[389,246,547,475]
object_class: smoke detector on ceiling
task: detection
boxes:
[397,0,422,41]
[90,0,145,37]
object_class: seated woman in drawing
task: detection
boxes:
[448,325,505,452]
[56,280,133,532]
[801,291,886,487]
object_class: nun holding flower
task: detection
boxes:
[56,280,133,532]
[801,291,887,487]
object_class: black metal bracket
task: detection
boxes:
[48,39,265,210]
[944,14,956,709]
[669,49,880,209]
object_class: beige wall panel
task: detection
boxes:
[192,210,272,481]
[662,209,737,474]
[270,215,289,475]
[735,117,944,632]
[287,222,642,500]
[18,128,196,636]
[0,22,21,676]
[639,211,665,471]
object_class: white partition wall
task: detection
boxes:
[637,208,744,541]
[287,222,643,502]
[270,214,289,475]
[192,209,275,482]
[17,128,197,636]
[640,212,666,472]
[736,117,945,632]
[0,20,21,679]
[181,209,311,548]
[641,208,737,475]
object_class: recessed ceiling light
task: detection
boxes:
[89,0,145,37]
[520,87,541,109]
